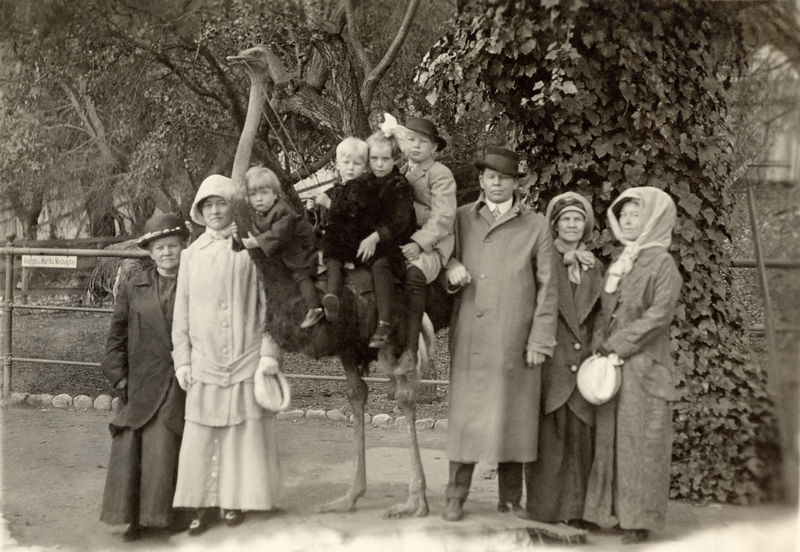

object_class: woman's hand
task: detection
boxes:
[175,365,193,391]
[257,356,280,376]
[357,232,380,262]
[114,377,128,404]
[242,232,258,250]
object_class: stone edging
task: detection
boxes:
[0,392,449,431]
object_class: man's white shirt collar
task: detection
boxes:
[484,197,514,216]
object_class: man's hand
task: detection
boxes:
[306,198,317,212]
[175,365,193,391]
[357,232,380,262]
[114,377,128,404]
[526,350,546,369]
[401,241,422,261]
[242,232,258,250]
[447,265,472,288]
[257,356,280,376]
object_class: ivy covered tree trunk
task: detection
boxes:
[418,0,781,503]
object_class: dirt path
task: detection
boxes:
[2,407,797,552]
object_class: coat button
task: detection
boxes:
[479,274,486,280]
[476,312,483,318]
[222,321,229,328]
[573,343,581,350]
[570,365,578,373]
[485,238,492,243]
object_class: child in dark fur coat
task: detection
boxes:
[307,134,416,347]
[236,166,323,329]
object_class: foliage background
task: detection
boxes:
[418,0,798,504]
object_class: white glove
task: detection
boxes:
[175,364,193,391]
[257,356,280,376]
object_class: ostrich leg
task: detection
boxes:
[384,371,429,518]
[318,356,369,513]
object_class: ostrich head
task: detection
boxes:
[227,45,293,86]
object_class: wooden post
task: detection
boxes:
[746,183,798,503]
[2,234,16,398]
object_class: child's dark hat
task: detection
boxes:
[473,145,526,177]
[404,117,447,151]
[138,213,190,248]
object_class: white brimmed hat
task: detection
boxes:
[254,371,292,412]
[577,354,622,405]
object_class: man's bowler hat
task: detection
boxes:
[473,145,527,177]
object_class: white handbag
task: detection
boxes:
[577,353,622,405]
[254,370,292,412]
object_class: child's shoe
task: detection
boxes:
[369,321,391,348]
[322,293,340,322]
[300,307,324,329]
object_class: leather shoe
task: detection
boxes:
[222,509,245,527]
[442,498,464,522]
[621,529,649,544]
[187,509,216,537]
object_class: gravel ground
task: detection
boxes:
[4,309,451,421]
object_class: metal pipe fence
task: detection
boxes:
[1,234,796,398]
[0,235,450,398]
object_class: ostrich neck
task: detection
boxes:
[231,75,264,192]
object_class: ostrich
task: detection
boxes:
[226,45,450,517]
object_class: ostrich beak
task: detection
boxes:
[227,54,247,65]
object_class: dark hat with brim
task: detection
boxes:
[137,213,190,249]
[473,145,526,177]
[405,117,447,151]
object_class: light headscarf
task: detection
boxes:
[190,174,237,227]
[604,186,676,293]
[545,191,596,285]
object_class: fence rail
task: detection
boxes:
[1,234,797,398]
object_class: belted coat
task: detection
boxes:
[446,197,558,463]
[102,267,185,435]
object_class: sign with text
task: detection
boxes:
[21,255,78,269]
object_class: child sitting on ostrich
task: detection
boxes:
[307,134,416,347]
[395,116,457,373]
[234,166,323,329]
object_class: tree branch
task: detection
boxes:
[344,0,371,76]
[360,0,420,108]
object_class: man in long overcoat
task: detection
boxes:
[443,146,558,522]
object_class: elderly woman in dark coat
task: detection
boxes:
[526,192,603,526]
[583,187,682,544]
[99,213,189,541]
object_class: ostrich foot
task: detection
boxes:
[317,491,363,514]
[384,493,429,519]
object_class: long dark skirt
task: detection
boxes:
[100,403,182,527]
[526,402,594,522]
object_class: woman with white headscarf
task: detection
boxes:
[582,187,682,544]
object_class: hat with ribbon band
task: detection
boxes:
[137,213,190,249]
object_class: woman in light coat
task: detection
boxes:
[171,174,283,535]
[527,192,603,525]
[583,187,682,544]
